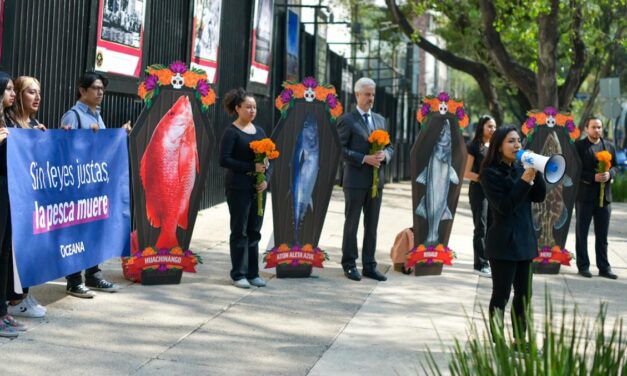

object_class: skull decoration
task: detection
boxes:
[546,115,556,128]
[304,87,316,102]
[171,73,184,89]
[438,101,448,115]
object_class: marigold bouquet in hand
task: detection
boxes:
[249,138,280,216]
[368,130,390,198]
[595,150,612,208]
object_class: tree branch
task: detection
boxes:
[479,0,538,106]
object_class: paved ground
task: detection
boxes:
[1,181,625,375]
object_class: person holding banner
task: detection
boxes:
[480,125,546,349]
[337,77,393,282]
[59,72,127,298]
[464,115,496,278]
[574,117,619,279]
[0,72,28,337]
[219,88,269,289]
[5,76,48,318]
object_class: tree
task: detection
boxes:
[385,0,626,127]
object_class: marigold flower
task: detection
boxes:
[368,129,390,146]
[138,83,147,99]
[183,71,200,88]
[596,150,612,165]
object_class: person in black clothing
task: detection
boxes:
[574,117,619,279]
[219,88,269,289]
[480,125,546,343]
[464,115,496,277]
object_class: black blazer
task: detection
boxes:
[337,109,394,189]
[480,162,546,261]
[574,138,619,203]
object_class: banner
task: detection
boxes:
[249,0,274,84]
[190,0,222,83]
[7,129,131,288]
[94,0,146,77]
[285,9,299,81]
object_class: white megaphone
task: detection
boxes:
[516,150,566,184]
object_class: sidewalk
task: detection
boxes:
[1,181,625,375]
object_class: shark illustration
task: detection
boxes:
[415,120,459,245]
[292,113,320,244]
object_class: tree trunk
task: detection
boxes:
[537,0,559,109]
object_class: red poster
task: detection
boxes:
[94,0,146,77]
[190,0,222,84]
[249,0,274,85]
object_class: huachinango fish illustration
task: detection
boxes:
[415,120,459,245]
[292,112,320,244]
[140,95,199,249]
[532,131,572,246]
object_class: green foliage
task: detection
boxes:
[612,172,627,202]
[422,293,627,375]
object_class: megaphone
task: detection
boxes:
[516,150,566,184]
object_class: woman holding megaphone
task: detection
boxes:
[480,125,546,352]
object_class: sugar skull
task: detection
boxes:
[171,73,184,89]
[546,114,556,128]
[438,101,448,115]
[304,87,316,102]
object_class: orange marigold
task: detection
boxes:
[368,129,390,146]
[201,89,216,106]
[330,102,343,119]
[302,244,313,252]
[138,83,147,99]
[555,113,571,126]
[156,70,174,85]
[183,71,201,88]
[596,150,612,165]
[533,112,547,125]
[315,87,333,101]
[569,127,580,140]
[424,98,440,112]
[447,100,463,114]
[267,150,280,160]
[459,115,469,128]
[278,243,290,252]
[275,96,285,111]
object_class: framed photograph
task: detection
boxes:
[249,0,274,85]
[285,9,299,82]
[190,0,222,84]
[94,0,146,77]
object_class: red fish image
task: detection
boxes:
[140,95,199,249]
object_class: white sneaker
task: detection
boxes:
[248,277,266,287]
[26,295,47,313]
[7,299,46,318]
[474,266,492,278]
[232,279,251,289]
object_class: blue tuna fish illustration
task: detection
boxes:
[415,119,459,245]
[292,113,320,244]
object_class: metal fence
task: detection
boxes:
[1,0,419,210]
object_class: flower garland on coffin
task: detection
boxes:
[275,77,343,121]
[521,107,580,143]
[406,244,456,269]
[137,60,216,112]
[263,243,329,269]
[533,245,573,266]
[123,246,203,283]
[416,92,469,131]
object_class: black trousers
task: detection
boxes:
[65,266,102,287]
[489,258,532,338]
[575,201,611,273]
[226,189,265,281]
[469,182,490,270]
[0,177,10,316]
[341,188,382,271]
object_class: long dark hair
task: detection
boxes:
[0,71,14,127]
[480,125,520,176]
[472,114,495,143]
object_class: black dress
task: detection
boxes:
[219,124,268,281]
[466,140,489,270]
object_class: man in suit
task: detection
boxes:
[337,77,394,282]
[575,117,619,279]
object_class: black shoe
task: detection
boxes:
[66,284,94,298]
[578,270,592,278]
[344,267,362,281]
[86,278,120,292]
[599,270,618,280]
[363,268,387,281]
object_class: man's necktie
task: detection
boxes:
[363,113,373,132]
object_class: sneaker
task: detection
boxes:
[85,278,119,292]
[26,295,47,313]
[232,279,251,289]
[7,299,46,318]
[2,315,28,332]
[66,284,95,298]
[474,266,492,278]
[0,322,19,338]
[248,277,266,287]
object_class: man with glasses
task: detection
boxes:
[60,72,130,297]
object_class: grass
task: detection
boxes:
[422,292,627,375]
[612,172,627,202]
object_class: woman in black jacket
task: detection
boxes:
[480,125,546,343]
[219,88,269,289]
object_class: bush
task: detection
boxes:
[612,172,627,202]
[422,293,627,375]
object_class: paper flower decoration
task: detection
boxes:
[415,92,469,131]
[521,108,580,143]
[275,77,344,121]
